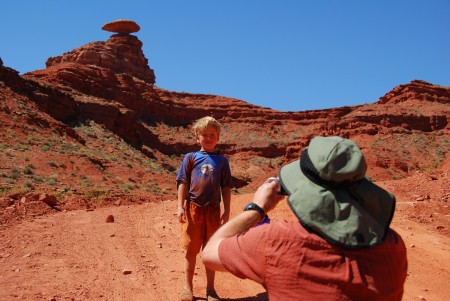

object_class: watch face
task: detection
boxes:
[244,203,259,211]
[245,203,255,210]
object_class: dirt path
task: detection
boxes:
[1,194,449,301]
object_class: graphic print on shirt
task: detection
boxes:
[200,164,214,175]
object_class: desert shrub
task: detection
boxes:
[79,178,93,187]
[40,143,51,151]
[15,142,29,151]
[10,168,21,180]
[0,186,29,197]
[32,175,45,183]
[4,178,15,184]
[48,161,58,168]
[85,190,110,199]
[47,177,57,186]
[23,181,33,190]
[119,183,134,191]
[23,164,35,175]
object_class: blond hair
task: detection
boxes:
[192,116,221,136]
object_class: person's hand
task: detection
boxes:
[253,178,285,213]
[177,206,186,223]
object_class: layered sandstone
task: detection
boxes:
[6,20,447,189]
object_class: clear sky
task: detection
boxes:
[1,1,449,111]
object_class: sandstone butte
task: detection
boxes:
[0,19,449,301]
[1,19,448,198]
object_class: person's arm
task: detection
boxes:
[177,182,188,223]
[220,187,231,224]
[202,180,283,271]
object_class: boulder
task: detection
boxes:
[102,19,140,34]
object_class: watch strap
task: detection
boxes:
[243,202,265,221]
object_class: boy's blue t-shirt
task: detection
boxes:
[176,151,233,207]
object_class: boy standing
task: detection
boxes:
[176,116,232,301]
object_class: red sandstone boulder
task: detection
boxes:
[38,193,58,207]
[102,19,140,34]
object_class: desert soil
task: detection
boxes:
[1,174,449,301]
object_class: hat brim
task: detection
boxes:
[279,159,396,249]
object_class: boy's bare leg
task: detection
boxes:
[206,267,220,300]
[184,251,197,291]
[205,266,215,291]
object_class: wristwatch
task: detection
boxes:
[243,202,266,221]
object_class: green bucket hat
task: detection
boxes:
[279,136,396,249]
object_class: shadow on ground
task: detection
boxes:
[194,292,268,301]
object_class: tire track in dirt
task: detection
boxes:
[133,201,185,300]
[392,215,450,301]
[1,196,449,300]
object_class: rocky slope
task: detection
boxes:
[0,24,449,228]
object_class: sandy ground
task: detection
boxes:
[0,191,449,301]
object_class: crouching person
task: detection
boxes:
[202,136,407,301]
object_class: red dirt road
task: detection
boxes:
[1,190,449,301]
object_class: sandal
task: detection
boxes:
[180,287,193,301]
[206,289,221,301]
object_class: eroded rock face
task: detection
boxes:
[44,34,155,85]
[379,80,450,105]
[12,23,449,188]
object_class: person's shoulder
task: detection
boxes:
[184,151,198,159]
[258,220,306,237]
[384,228,406,247]
[179,152,198,165]
[265,221,335,246]
[213,153,229,161]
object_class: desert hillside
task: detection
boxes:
[0,21,449,301]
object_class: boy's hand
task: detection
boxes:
[177,206,186,223]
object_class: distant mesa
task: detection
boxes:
[102,19,140,34]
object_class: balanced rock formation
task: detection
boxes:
[102,19,140,34]
[28,20,155,90]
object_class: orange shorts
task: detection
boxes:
[180,202,221,254]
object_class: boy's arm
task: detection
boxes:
[220,187,231,224]
[177,182,188,223]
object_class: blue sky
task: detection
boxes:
[1,1,449,111]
